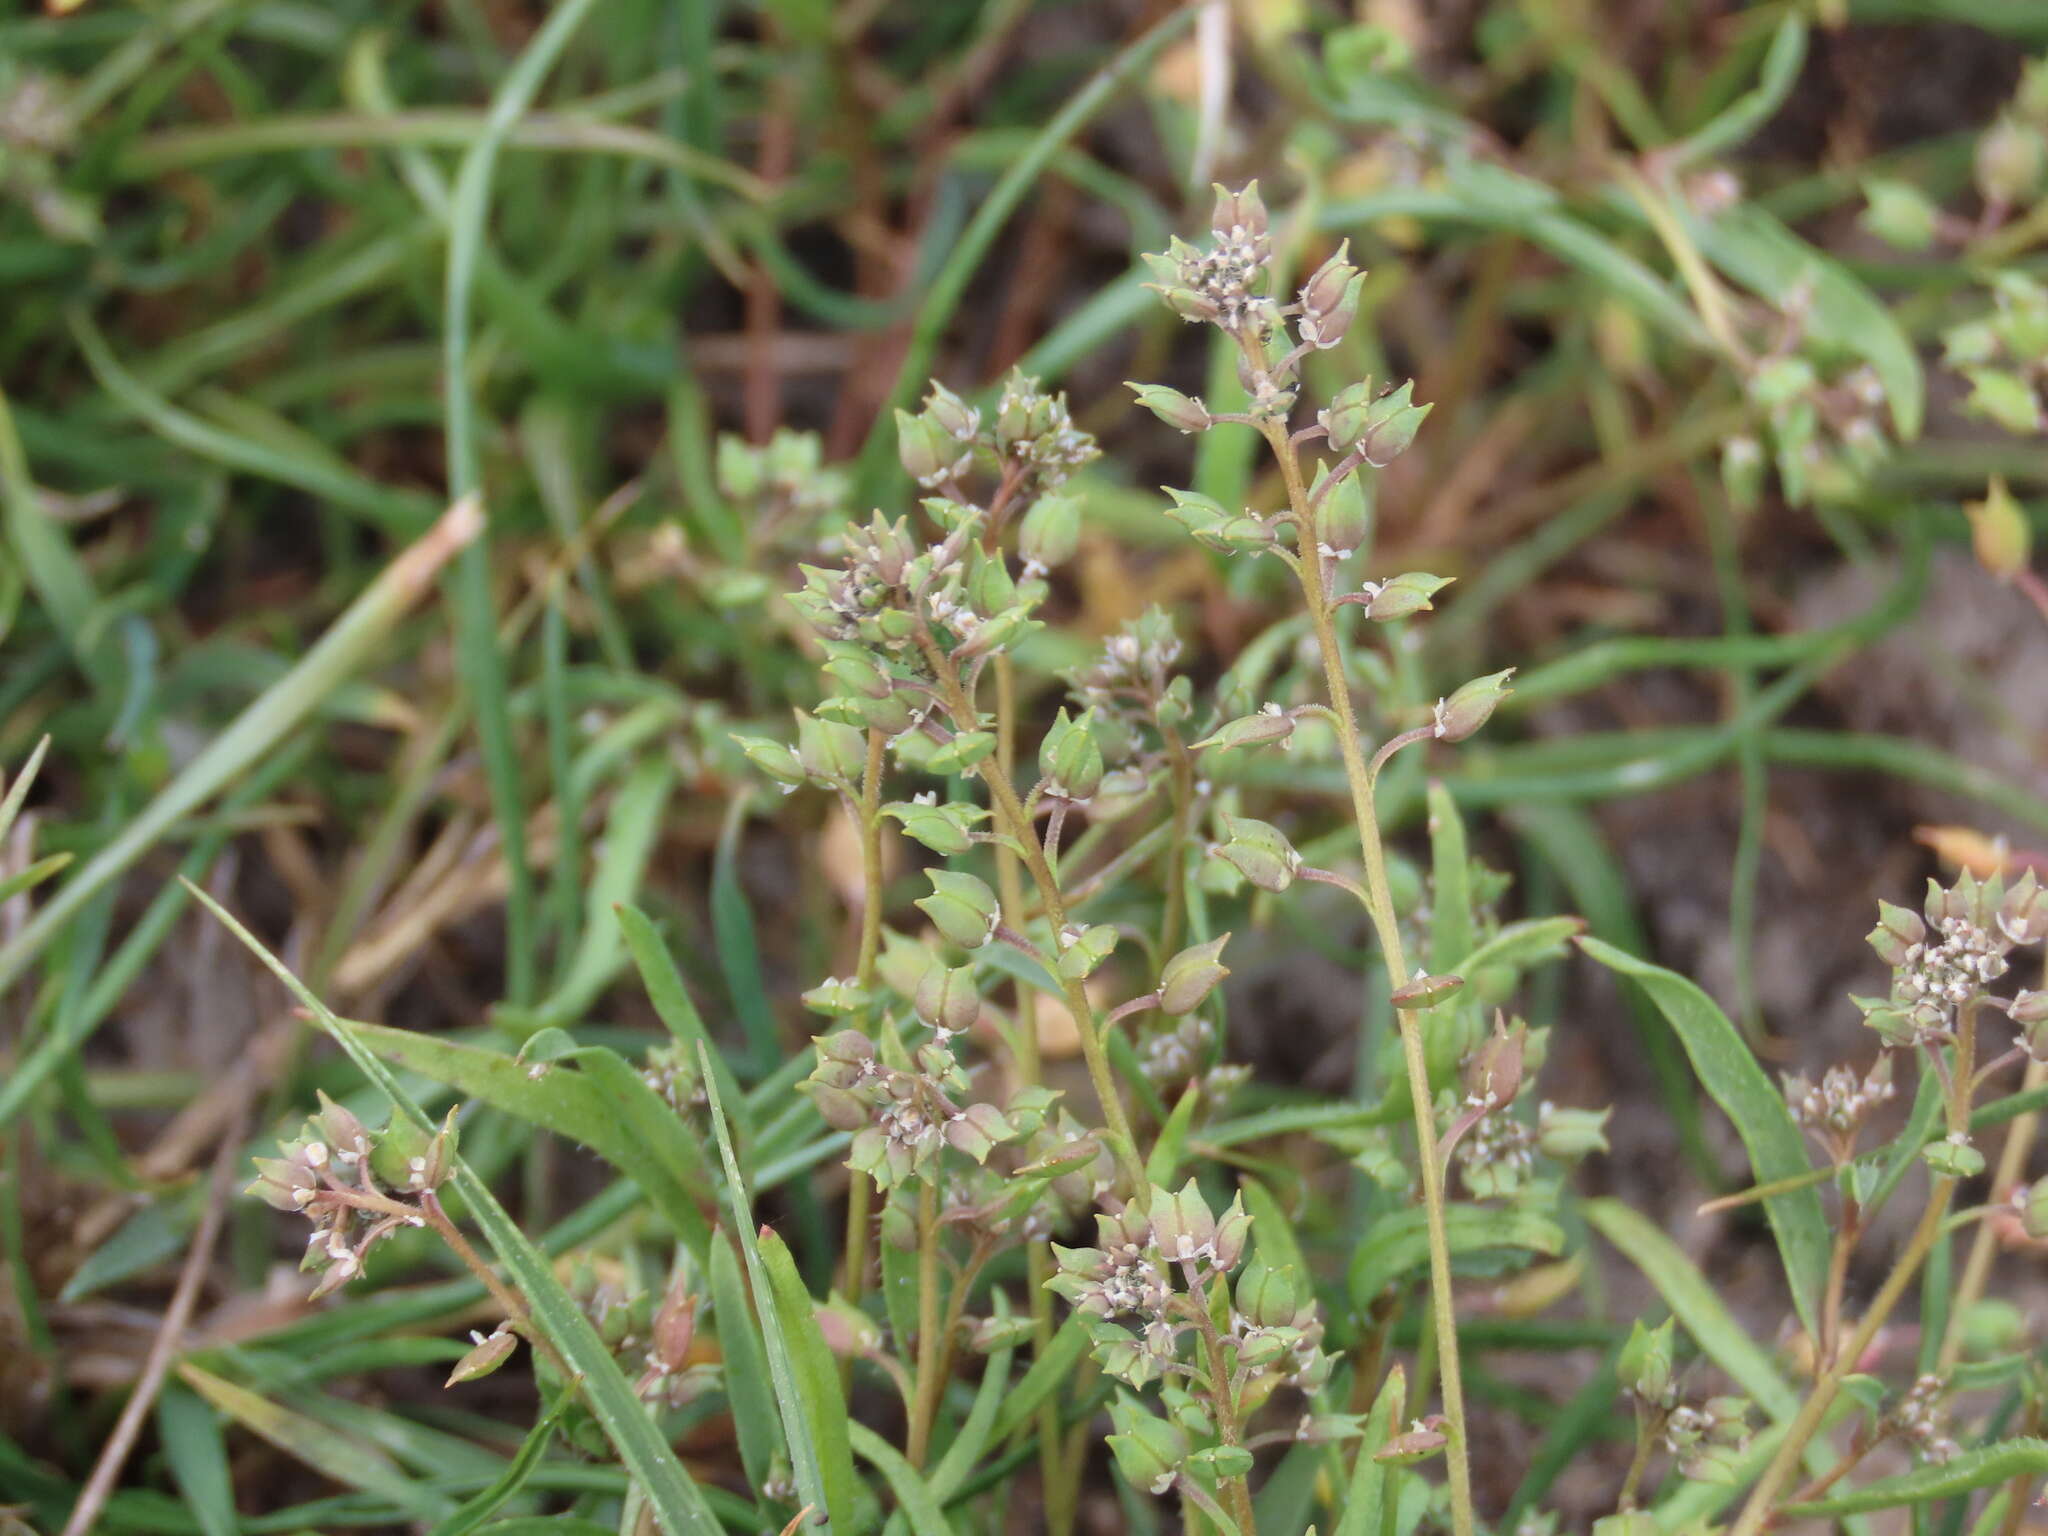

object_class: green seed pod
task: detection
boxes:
[1057,923,1118,981]
[1212,813,1301,893]
[1389,972,1463,1009]
[968,1310,1037,1353]
[1320,379,1374,452]
[1433,669,1515,742]
[1976,115,2046,207]
[884,800,986,858]
[1859,178,1939,252]
[1721,435,1765,514]
[1617,1318,1675,1402]
[446,1326,519,1387]
[914,962,980,1035]
[916,869,1001,951]
[1867,900,1927,967]
[922,381,978,440]
[1127,383,1212,434]
[943,1102,1013,1162]
[1923,1135,1987,1179]
[1108,1399,1188,1496]
[1965,476,2031,581]
[1039,708,1105,801]
[1317,463,1372,556]
[1209,180,1267,243]
[896,407,956,485]
[926,730,998,775]
[1536,1103,1611,1161]
[1963,368,2045,435]
[1364,571,1451,622]
[1236,1252,1304,1327]
[796,710,866,783]
[1192,706,1296,753]
[1358,381,1432,466]
[1018,491,1082,568]
[1158,934,1231,1015]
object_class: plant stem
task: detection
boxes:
[1254,410,1476,1536]
[1192,1269,1258,1534]
[1159,723,1197,959]
[907,1178,945,1468]
[842,727,889,1308]
[1726,1005,1978,1536]
[420,1190,570,1380]
[1938,961,2048,1373]
[918,638,1146,1192]
[1615,1415,1657,1512]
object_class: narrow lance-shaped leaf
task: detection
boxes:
[1577,936,1830,1336]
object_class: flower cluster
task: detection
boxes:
[802,1016,1018,1189]
[1618,1319,1754,1486]
[1437,1018,1610,1201]
[1858,870,2048,1046]
[247,1093,453,1300]
[1783,1056,1895,1165]
[1887,1374,1960,1465]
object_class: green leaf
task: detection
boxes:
[850,1421,957,1536]
[1580,1199,1795,1419]
[60,1191,194,1302]
[1785,1439,2048,1517]
[617,900,750,1139]
[1666,15,1807,167]
[185,886,723,1536]
[426,1390,573,1536]
[928,1313,1015,1503]
[1426,781,1474,972]
[155,1382,242,1536]
[346,1020,713,1263]
[1145,1081,1202,1186]
[759,1228,862,1533]
[707,1229,778,1499]
[520,754,674,1029]
[1577,936,1829,1336]
[1348,1206,1563,1308]
[699,1042,852,1534]
[1334,1365,1405,1536]
[991,1314,1089,1444]
[714,795,781,1077]
[178,1363,440,1518]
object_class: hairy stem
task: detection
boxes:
[842,727,889,1307]
[919,637,1145,1192]
[1254,407,1476,1536]
[1726,1005,1977,1536]
[419,1190,570,1380]
[1938,961,2048,1373]
[1189,1268,1257,1535]
[907,1178,945,1468]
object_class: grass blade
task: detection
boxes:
[1580,1199,1795,1420]
[0,498,481,1001]
[185,886,723,1536]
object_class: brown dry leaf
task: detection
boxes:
[1485,1255,1584,1318]
[1034,989,1084,1061]
[819,801,869,911]
[1915,825,2012,877]
[1151,37,1203,103]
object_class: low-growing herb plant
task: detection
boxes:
[217,179,2048,1536]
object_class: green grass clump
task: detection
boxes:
[5,5,2048,1536]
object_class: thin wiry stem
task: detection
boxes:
[1246,368,1475,1536]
